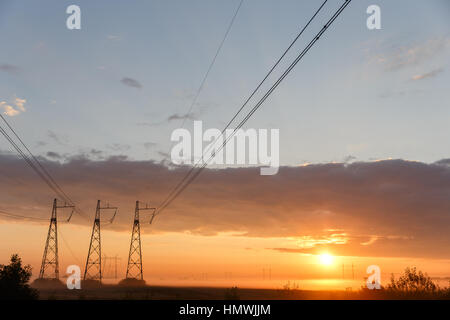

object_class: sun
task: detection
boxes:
[318,253,334,266]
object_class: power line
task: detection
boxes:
[161,0,352,213]
[0,114,75,207]
[154,0,245,217]
[156,0,351,215]
[0,115,89,221]
[157,0,330,214]
[159,0,243,161]
[155,0,351,215]
[0,124,68,201]
[180,0,244,129]
[59,229,83,267]
[0,209,48,221]
[0,206,76,223]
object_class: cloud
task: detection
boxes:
[411,68,444,81]
[144,142,157,149]
[343,155,356,163]
[167,112,196,122]
[0,157,450,259]
[14,98,26,111]
[0,64,20,75]
[1,103,19,116]
[89,149,103,158]
[137,112,199,127]
[377,89,422,99]
[107,143,130,152]
[136,121,155,127]
[0,97,27,116]
[121,77,142,89]
[157,151,170,159]
[369,37,450,71]
[360,235,380,246]
[47,130,68,145]
[46,151,62,159]
[107,35,122,41]
[36,141,47,147]
[435,158,450,166]
[269,233,413,258]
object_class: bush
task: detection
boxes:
[0,254,38,300]
[387,267,438,294]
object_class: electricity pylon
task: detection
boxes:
[39,198,74,279]
[84,200,118,282]
[126,201,155,280]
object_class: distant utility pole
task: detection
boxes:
[352,263,355,280]
[84,200,118,282]
[125,200,155,280]
[262,266,272,280]
[39,198,74,280]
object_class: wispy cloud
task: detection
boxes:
[411,67,444,81]
[360,235,380,246]
[35,141,47,147]
[47,130,68,145]
[107,34,122,41]
[378,89,423,99]
[136,121,155,127]
[167,112,196,122]
[46,151,62,159]
[143,142,157,149]
[90,149,103,158]
[157,151,170,159]
[269,233,413,258]
[0,97,27,116]
[1,102,19,116]
[107,143,130,152]
[121,77,142,89]
[14,98,26,111]
[368,36,450,71]
[0,64,20,75]
[136,112,199,127]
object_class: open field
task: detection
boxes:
[35,284,450,300]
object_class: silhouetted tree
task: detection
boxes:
[0,254,38,300]
[387,266,437,294]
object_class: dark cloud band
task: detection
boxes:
[0,154,449,258]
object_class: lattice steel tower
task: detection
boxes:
[84,200,117,282]
[39,198,74,279]
[126,200,155,280]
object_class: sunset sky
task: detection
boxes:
[1,0,450,290]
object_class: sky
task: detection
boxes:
[0,0,450,290]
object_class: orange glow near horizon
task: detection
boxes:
[2,221,450,291]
